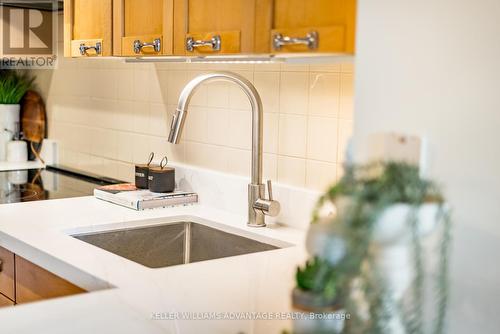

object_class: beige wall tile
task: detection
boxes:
[116,131,134,162]
[167,71,188,105]
[228,111,252,150]
[309,73,340,118]
[279,114,307,157]
[116,161,135,183]
[263,153,278,180]
[205,108,230,146]
[87,98,116,129]
[90,69,117,99]
[114,101,142,133]
[277,156,306,187]
[149,71,165,104]
[280,64,309,72]
[206,82,229,108]
[185,142,228,172]
[341,63,354,73]
[149,103,169,137]
[116,70,134,101]
[131,134,152,164]
[184,106,207,142]
[263,113,279,154]
[89,128,117,159]
[310,63,342,73]
[307,116,338,162]
[306,160,337,191]
[226,148,251,176]
[279,72,309,115]
[133,69,150,102]
[133,103,151,134]
[340,73,354,120]
[254,71,280,114]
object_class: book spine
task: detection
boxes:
[93,189,139,210]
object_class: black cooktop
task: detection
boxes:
[0,166,122,204]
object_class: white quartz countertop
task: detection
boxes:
[0,196,308,334]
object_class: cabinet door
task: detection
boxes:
[113,0,174,56]
[0,293,14,308]
[15,256,85,304]
[64,0,113,57]
[270,0,356,54]
[173,0,272,55]
[0,246,15,301]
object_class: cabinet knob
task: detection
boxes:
[273,31,319,51]
[186,35,221,52]
[79,42,102,56]
[133,38,161,54]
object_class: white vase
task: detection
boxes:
[0,104,21,161]
[369,203,443,333]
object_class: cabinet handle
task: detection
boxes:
[272,31,319,51]
[186,35,221,52]
[133,38,161,54]
[79,42,102,56]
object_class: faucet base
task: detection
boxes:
[248,183,266,227]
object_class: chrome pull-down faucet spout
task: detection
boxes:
[167,72,280,227]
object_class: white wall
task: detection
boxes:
[353,1,500,332]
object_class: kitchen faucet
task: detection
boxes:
[167,72,280,227]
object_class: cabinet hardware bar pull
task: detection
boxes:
[133,38,161,54]
[272,31,319,50]
[186,35,221,52]
[79,42,102,56]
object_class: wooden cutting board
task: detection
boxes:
[21,90,46,143]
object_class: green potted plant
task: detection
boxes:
[292,256,347,334]
[294,161,451,334]
[0,70,34,161]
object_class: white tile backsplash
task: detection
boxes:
[307,116,338,162]
[36,33,354,191]
[279,72,310,115]
[278,114,308,157]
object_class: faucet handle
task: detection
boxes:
[253,180,280,217]
[267,180,274,200]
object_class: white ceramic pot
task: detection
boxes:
[292,288,346,334]
[369,203,443,333]
[0,104,21,161]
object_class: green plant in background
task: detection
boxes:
[0,70,34,104]
[295,161,451,334]
[296,256,338,303]
[313,161,443,224]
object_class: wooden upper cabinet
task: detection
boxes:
[173,0,272,55]
[113,0,174,56]
[64,0,113,57]
[270,0,356,54]
[63,0,356,57]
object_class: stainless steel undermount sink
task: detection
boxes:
[72,222,280,268]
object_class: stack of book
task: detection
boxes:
[94,184,198,210]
